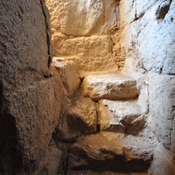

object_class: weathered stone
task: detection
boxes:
[99,99,145,134]
[7,76,63,171]
[36,142,63,175]
[53,36,118,74]
[46,0,120,36]
[83,73,138,101]
[149,72,175,151]
[0,0,62,174]
[52,57,80,96]
[67,98,98,134]
[98,100,125,132]
[68,133,153,172]
[54,97,97,142]
[127,115,147,135]
[45,0,104,36]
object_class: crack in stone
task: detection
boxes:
[40,0,52,68]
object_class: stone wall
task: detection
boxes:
[0,1,63,174]
[118,0,175,173]
[0,0,175,174]
[46,0,175,174]
[45,0,121,74]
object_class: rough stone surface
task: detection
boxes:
[83,73,138,101]
[45,0,103,36]
[54,36,118,74]
[98,100,125,133]
[68,133,153,172]
[45,0,120,36]
[52,57,80,96]
[1,0,175,174]
[36,142,63,175]
[127,115,147,135]
[54,97,97,142]
[99,99,145,135]
[149,72,175,151]
[67,97,98,134]
[0,1,63,174]
[101,100,141,124]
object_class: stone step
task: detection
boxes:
[98,100,146,135]
[68,133,154,173]
[82,72,138,101]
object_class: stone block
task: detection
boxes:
[82,72,138,101]
[54,36,118,74]
[52,57,80,97]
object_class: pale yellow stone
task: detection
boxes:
[52,57,80,97]
[82,72,138,101]
[54,36,118,74]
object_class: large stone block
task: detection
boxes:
[137,1,175,74]
[82,72,138,101]
[98,99,145,135]
[7,76,63,171]
[46,0,120,36]
[45,0,104,36]
[54,36,118,74]
[0,0,57,174]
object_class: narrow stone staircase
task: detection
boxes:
[52,58,155,175]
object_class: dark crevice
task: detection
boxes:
[0,113,23,174]
[40,0,52,68]
[159,66,163,74]
[156,0,172,20]
[134,12,145,22]
[0,81,3,113]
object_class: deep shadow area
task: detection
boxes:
[0,113,23,175]
[156,0,172,20]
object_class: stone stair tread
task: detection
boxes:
[98,100,145,135]
[82,72,138,101]
[98,100,125,133]
[101,100,142,125]
[68,133,154,172]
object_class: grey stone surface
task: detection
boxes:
[0,1,63,174]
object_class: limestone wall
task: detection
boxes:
[118,0,175,173]
[0,0,174,174]
[47,0,175,173]
[45,0,121,74]
[0,1,63,174]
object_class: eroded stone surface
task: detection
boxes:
[54,36,118,74]
[68,133,153,172]
[149,72,175,150]
[127,115,147,135]
[0,1,62,174]
[52,57,80,96]
[67,98,98,134]
[98,100,125,132]
[99,99,145,135]
[83,73,138,101]
[46,0,120,36]
[36,142,63,175]
[54,97,97,142]
[8,76,63,170]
